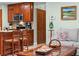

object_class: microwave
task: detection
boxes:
[13,14,23,21]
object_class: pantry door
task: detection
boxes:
[37,9,46,44]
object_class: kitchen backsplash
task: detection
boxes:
[8,21,33,30]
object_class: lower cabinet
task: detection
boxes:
[23,30,34,46]
[0,30,34,55]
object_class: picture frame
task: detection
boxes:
[61,6,77,20]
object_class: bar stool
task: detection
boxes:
[19,30,29,51]
[22,30,29,50]
[12,30,21,53]
[3,31,20,56]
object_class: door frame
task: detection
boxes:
[0,9,2,30]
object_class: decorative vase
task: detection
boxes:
[49,22,54,29]
[49,16,54,29]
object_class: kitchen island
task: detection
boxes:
[0,30,13,55]
[0,29,34,55]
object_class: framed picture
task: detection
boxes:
[61,6,77,20]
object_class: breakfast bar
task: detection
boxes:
[0,30,34,56]
[0,31,13,55]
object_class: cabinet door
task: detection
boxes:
[30,3,34,21]
[13,4,21,14]
[8,3,33,22]
[20,3,32,22]
[23,30,33,46]
[28,30,33,45]
[8,5,14,22]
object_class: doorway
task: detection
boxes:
[37,9,46,44]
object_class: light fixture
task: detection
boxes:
[19,21,25,26]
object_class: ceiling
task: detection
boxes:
[0,2,21,5]
[0,2,46,5]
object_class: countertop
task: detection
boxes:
[0,30,13,32]
[0,29,34,32]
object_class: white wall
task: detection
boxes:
[2,4,9,29]
[0,5,2,9]
[0,4,9,29]
[46,2,79,44]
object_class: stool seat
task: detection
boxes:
[4,39,19,43]
[19,38,27,40]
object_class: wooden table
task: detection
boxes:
[16,45,77,56]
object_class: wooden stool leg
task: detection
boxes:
[12,41,14,56]
[18,41,21,52]
[3,41,5,56]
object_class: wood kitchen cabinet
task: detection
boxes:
[8,5,15,22]
[0,30,34,55]
[23,30,34,46]
[8,2,33,22]
[0,32,13,55]
[20,2,33,22]
[13,4,21,14]
[8,4,20,22]
[8,4,21,22]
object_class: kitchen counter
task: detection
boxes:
[0,29,34,55]
[0,30,13,32]
[0,29,34,32]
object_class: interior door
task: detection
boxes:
[37,9,46,44]
[0,9,2,30]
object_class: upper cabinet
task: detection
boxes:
[8,2,33,22]
[20,3,33,22]
[8,5,15,22]
[13,4,21,14]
